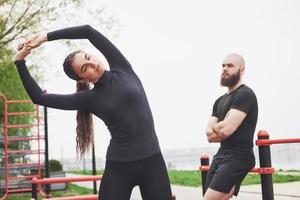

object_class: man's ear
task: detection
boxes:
[240,67,245,75]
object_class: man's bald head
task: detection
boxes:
[221,53,246,88]
[223,53,245,70]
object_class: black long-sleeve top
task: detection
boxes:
[15,25,160,162]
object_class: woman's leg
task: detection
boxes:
[98,161,135,200]
[138,153,172,200]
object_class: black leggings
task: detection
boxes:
[99,152,172,200]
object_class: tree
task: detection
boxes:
[49,159,63,172]
[0,0,119,164]
[0,0,120,50]
[0,0,83,49]
[0,46,35,164]
[0,0,119,128]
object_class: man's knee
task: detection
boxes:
[203,187,234,200]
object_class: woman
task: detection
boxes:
[15,25,172,200]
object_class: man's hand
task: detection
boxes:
[207,129,223,143]
[206,116,223,143]
[15,42,31,61]
[212,109,246,139]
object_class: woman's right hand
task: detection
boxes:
[15,42,31,61]
[27,33,48,49]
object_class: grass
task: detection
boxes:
[168,170,200,187]
[168,170,300,187]
[67,169,104,175]
[68,169,300,187]
[6,183,94,200]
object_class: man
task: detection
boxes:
[204,54,258,200]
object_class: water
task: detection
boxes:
[163,144,300,170]
[61,144,300,171]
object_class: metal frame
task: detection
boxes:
[199,130,300,200]
[0,94,43,200]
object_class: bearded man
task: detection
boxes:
[204,54,258,200]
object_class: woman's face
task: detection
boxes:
[71,52,102,83]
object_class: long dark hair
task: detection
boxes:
[63,51,94,157]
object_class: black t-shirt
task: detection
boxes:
[15,25,160,162]
[212,84,258,150]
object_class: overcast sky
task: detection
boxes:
[29,0,300,159]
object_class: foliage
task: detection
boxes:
[0,0,120,50]
[0,0,87,49]
[49,159,63,172]
[0,47,33,104]
[0,47,34,164]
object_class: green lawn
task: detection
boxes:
[6,184,94,200]
[168,170,300,187]
[68,169,300,187]
[67,169,104,175]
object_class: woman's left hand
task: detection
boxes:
[27,34,47,49]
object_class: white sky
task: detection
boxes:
[31,0,300,159]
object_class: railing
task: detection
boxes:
[0,94,44,200]
[199,130,300,200]
[31,176,102,200]
[30,175,177,200]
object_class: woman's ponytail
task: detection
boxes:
[76,82,94,157]
[63,50,94,157]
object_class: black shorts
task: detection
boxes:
[205,150,255,196]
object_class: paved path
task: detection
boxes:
[66,173,300,200]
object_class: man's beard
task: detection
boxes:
[221,70,240,87]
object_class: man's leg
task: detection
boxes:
[203,186,235,200]
[204,152,255,199]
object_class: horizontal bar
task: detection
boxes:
[7,150,44,154]
[0,165,44,170]
[199,166,274,174]
[7,136,45,141]
[256,138,300,146]
[32,176,102,184]
[7,100,32,104]
[250,167,275,174]
[8,175,38,180]
[46,195,98,200]
[7,112,37,116]
[8,188,32,193]
[7,124,37,128]
[8,163,39,167]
